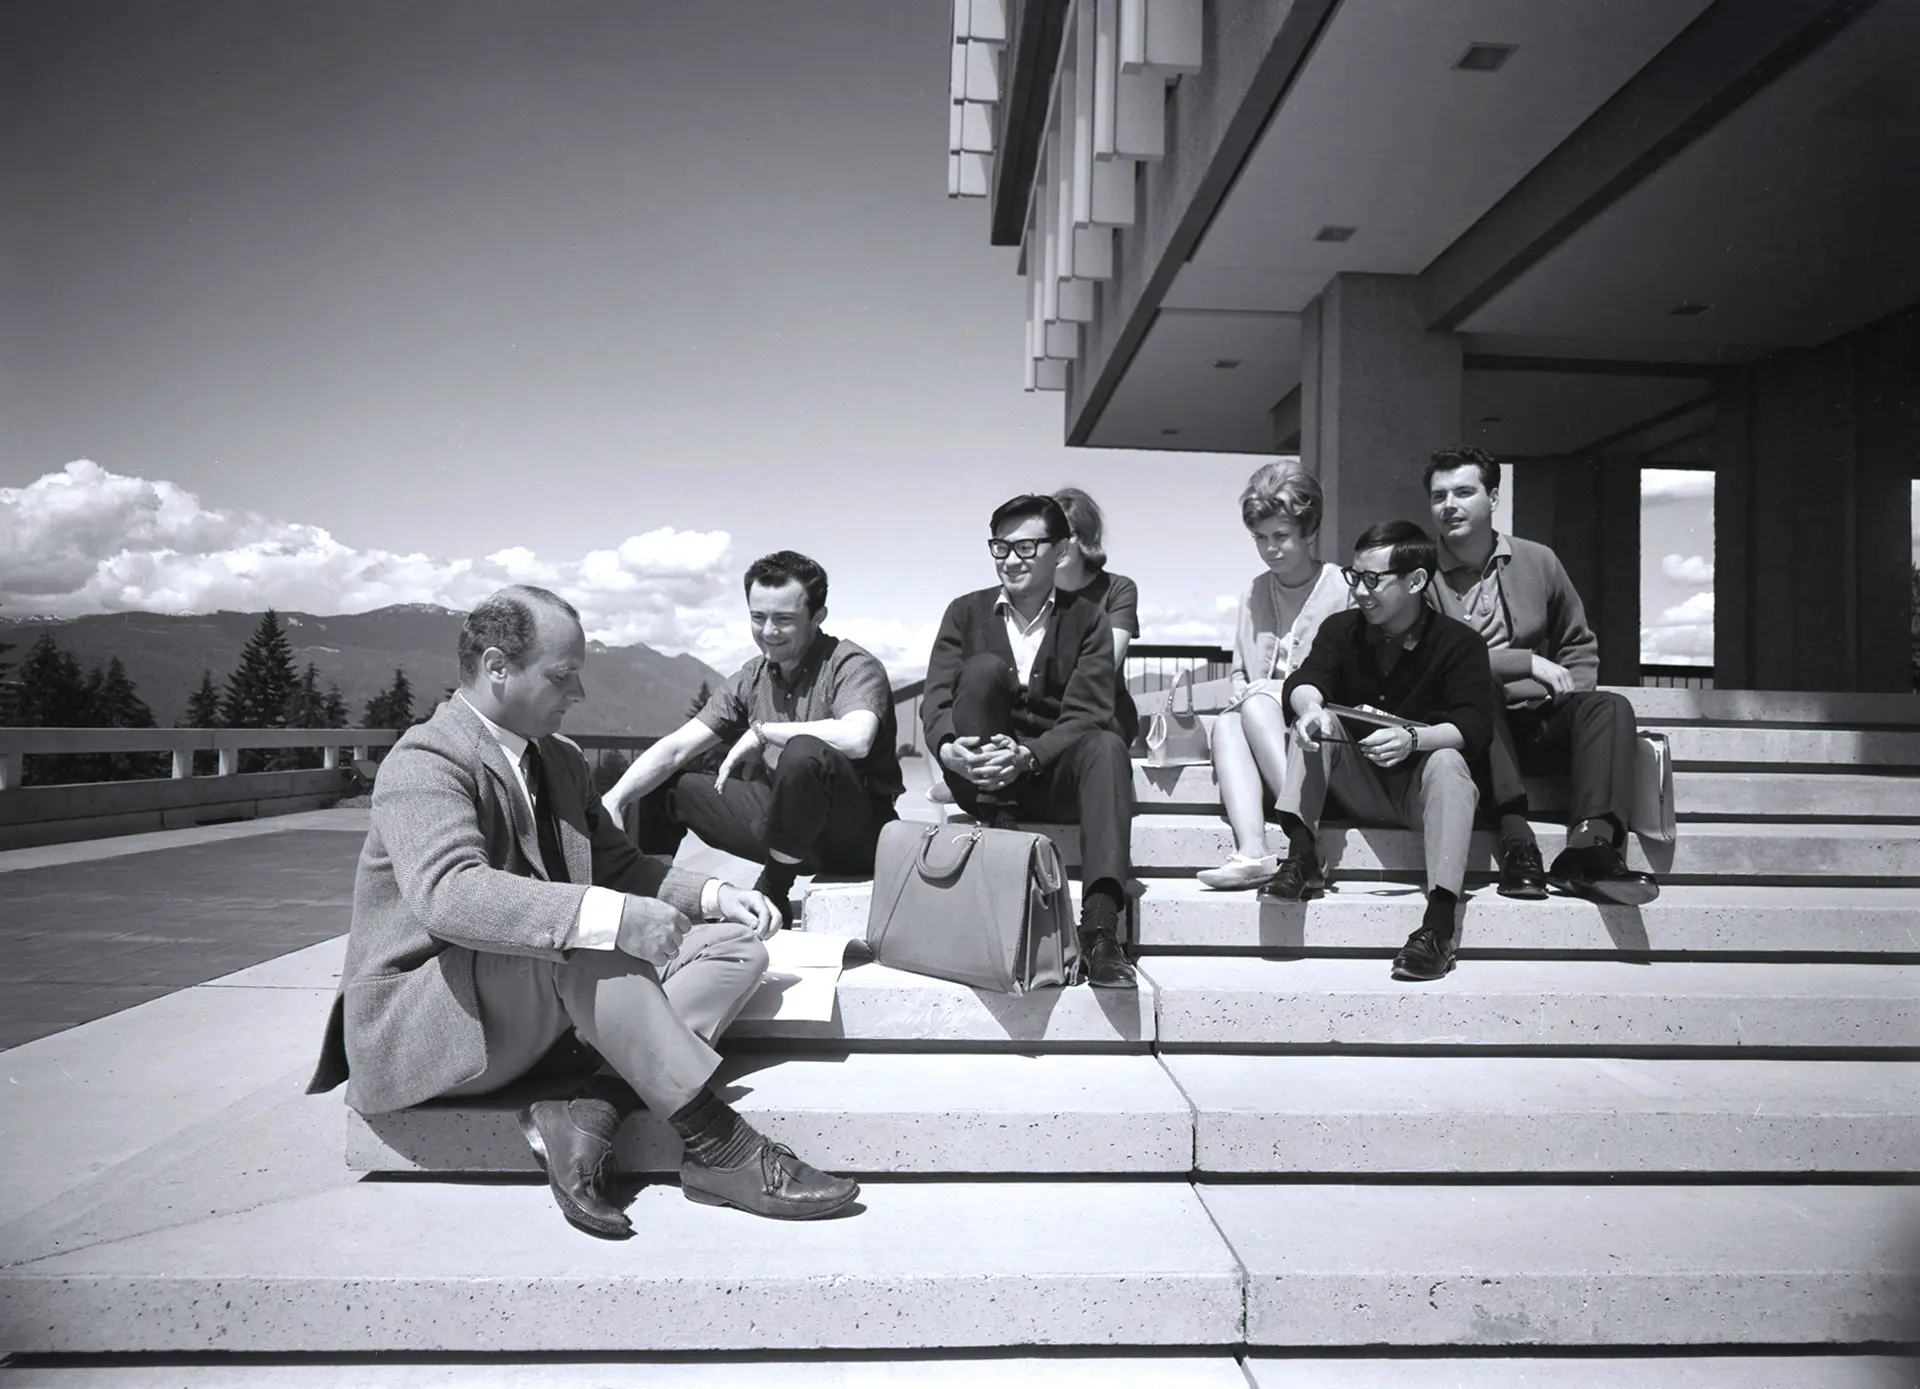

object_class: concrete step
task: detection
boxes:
[1133,764,1920,819]
[1082,818,1920,881]
[1616,687,1920,725]
[1143,957,1920,1050]
[347,1053,1192,1174]
[729,957,1154,1047]
[1203,1182,1920,1347]
[1246,1358,1920,1388]
[0,1181,1245,1353]
[1166,1055,1920,1173]
[1129,880,1920,954]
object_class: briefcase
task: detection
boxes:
[1630,732,1676,843]
[865,820,1080,994]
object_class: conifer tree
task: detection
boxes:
[89,657,155,728]
[0,639,18,724]
[14,634,89,728]
[221,610,298,731]
[322,684,349,729]
[279,663,333,769]
[362,667,416,731]
[685,679,714,721]
[184,670,223,728]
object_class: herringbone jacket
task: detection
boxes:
[307,695,706,1114]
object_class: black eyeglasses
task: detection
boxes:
[1341,566,1414,592]
[988,537,1055,561]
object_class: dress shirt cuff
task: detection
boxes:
[700,877,724,921]
[569,886,626,951]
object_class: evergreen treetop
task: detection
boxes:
[221,609,299,730]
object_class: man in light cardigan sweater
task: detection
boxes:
[1422,446,1659,906]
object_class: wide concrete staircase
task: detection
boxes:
[5,688,1918,1384]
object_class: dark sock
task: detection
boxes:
[1498,813,1535,851]
[1276,813,1318,865]
[754,860,799,903]
[668,1086,760,1169]
[1422,887,1458,938]
[1079,880,1123,939]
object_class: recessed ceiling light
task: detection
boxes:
[1314,225,1356,243]
[1213,358,1242,370]
[1454,43,1515,73]
[1479,415,1504,425]
[1669,302,1712,317]
[1160,427,1182,436]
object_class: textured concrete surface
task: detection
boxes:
[0,1181,1246,1353]
[1167,1055,1920,1172]
[1143,957,1920,1049]
[1203,1182,1920,1346]
[727,957,1155,1046]
[1246,1356,1920,1387]
[348,1052,1193,1173]
[1619,687,1920,724]
[1651,725,1920,767]
[0,1359,1255,1388]
[0,806,371,874]
[1130,880,1920,953]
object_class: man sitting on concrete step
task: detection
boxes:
[921,493,1138,990]
[1273,521,1500,983]
[1424,444,1659,907]
[309,584,858,1237]
[602,550,902,927]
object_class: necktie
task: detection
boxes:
[520,743,571,884]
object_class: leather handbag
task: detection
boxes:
[1143,667,1212,767]
[865,821,1080,994]
[1630,732,1676,843]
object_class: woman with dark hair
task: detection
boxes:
[1053,487,1140,746]
[1197,462,1351,890]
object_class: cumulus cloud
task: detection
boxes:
[1137,600,1235,648]
[1,460,743,659]
[1661,553,1714,586]
[830,617,942,683]
[1641,470,1714,503]
[1640,590,1715,665]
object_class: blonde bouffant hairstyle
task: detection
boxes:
[1238,461,1323,537]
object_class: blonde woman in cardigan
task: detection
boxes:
[1197,463,1351,890]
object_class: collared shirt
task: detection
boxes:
[696,632,902,796]
[1435,531,1515,651]
[459,695,720,946]
[994,588,1056,688]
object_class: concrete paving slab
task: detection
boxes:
[1202,1182,1920,1346]
[0,1181,1246,1353]
[0,807,369,874]
[1142,957,1920,1049]
[727,957,1154,1046]
[348,1052,1194,1173]
[197,934,346,989]
[1130,880,1920,954]
[0,1356,1254,1388]
[1166,1055,1920,1172]
[1245,1355,1920,1387]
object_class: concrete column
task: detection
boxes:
[1511,456,1642,687]
[171,749,192,779]
[1299,273,1463,555]
[217,747,239,777]
[1715,308,1917,692]
[323,746,340,771]
[0,751,20,791]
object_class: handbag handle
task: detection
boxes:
[915,826,982,880]
[1169,665,1195,715]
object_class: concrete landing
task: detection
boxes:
[1142,957,1920,1049]
[1203,1182,1920,1347]
[0,1181,1246,1353]
[728,957,1155,1047]
[348,1052,1193,1173]
[1166,1055,1920,1172]
[1246,1356,1920,1387]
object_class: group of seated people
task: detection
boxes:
[309,443,1660,1240]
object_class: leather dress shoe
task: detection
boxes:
[1548,842,1659,906]
[1079,928,1137,989]
[1497,840,1549,900]
[1262,854,1326,901]
[682,1136,859,1220]
[517,1097,632,1240]
[1391,924,1457,982]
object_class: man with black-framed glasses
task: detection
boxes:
[920,493,1137,988]
[1271,521,1502,981]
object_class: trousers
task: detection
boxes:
[943,652,1135,890]
[1484,690,1638,835]
[440,921,768,1114]
[1275,737,1478,895]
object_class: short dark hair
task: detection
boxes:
[1053,487,1107,570]
[1423,443,1500,494]
[990,494,1070,541]
[743,550,828,614]
[1352,520,1438,583]
[1239,461,1324,536]
[459,585,580,681]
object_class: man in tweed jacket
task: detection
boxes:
[309,585,858,1235]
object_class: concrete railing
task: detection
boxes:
[0,727,399,791]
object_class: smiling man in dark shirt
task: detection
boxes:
[602,551,901,924]
[1274,520,1500,981]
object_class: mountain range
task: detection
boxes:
[0,605,724,736]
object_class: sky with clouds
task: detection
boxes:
[3,3,1914,680]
